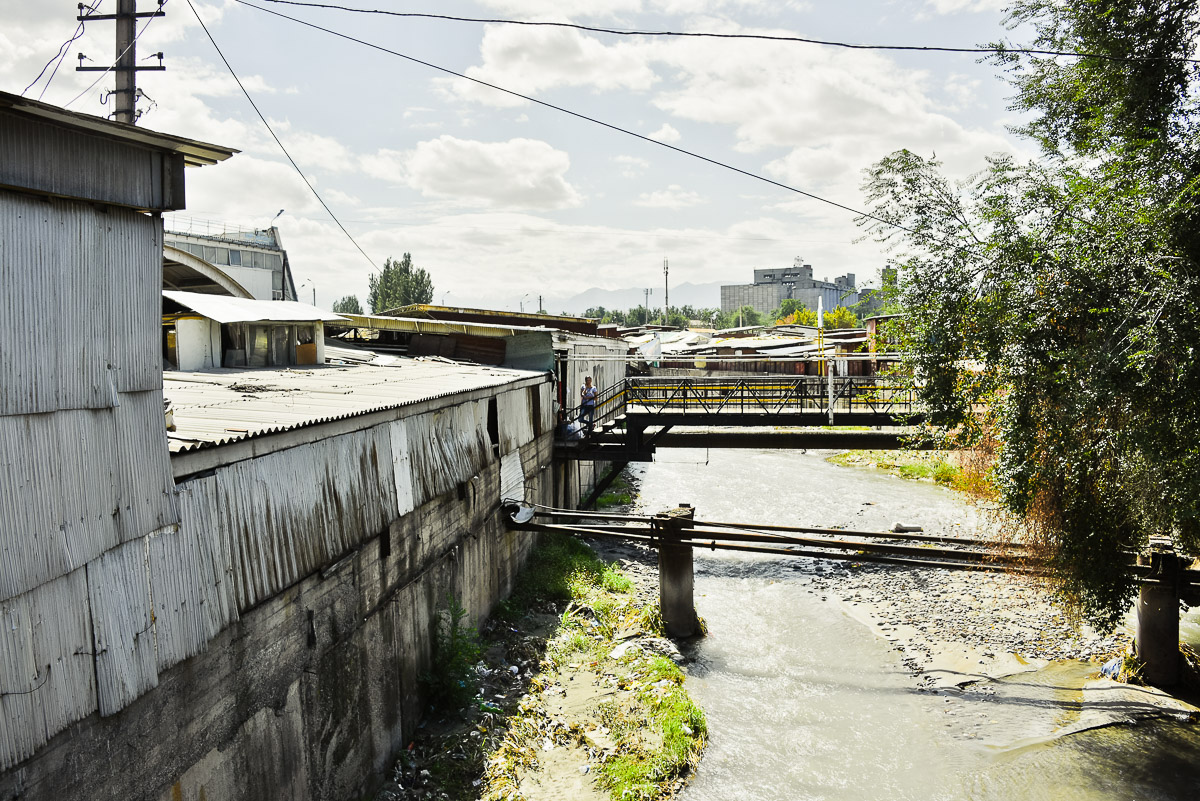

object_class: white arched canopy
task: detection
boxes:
[162,245,253,298]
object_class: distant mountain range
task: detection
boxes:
[549,281,725,315]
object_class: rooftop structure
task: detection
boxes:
[721,257,858,316]
[164,224,297,301]
[162,290,346,370]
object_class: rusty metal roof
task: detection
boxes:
[163,358,539,453]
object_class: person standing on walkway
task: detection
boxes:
[580,376,598,432]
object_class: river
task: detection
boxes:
[629,448,1200,801]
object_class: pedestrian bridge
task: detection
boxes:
[560,375,920,464]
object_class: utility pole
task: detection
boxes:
[537,295,543,314]
[77,0,167,124]
[663,257,669,325]
[644,288,653,326]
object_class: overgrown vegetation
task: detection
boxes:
[483,534,705,800]
[858,1,1200,630]
[386,534,705,801]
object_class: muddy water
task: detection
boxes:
[630,449,1200,801]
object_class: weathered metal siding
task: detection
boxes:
[202,427,396,611]
[174,477,240,640]
[87,538,159,717]
[0,569,96,771]
[148,518,238,674]
[114,391,180,541]
[405,401,492,508]
[390,420,416,518]
[0,192,161,417]
[0,113,183,210]
[0,392,178,603]
[500,451,525,503]
[0,410,118,602]
[562,337,627,414]
[496,388,534,455]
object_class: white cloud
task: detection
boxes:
[647,123,681,143]
[264,121,356,173]
[924,0,1007,13]
[363,136,583,210]
[437,25,658,108]
[614,155,651,177]
[180,155,330,222]
[476,1,642,19]
[634,184,704,208]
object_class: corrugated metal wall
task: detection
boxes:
[0,392,177,603]
[0,569,96,771]
[87,538,159,717]
[0,193,161,416]
[500,452,525,503]
[2,370,550,769]
[0,189,183,766]
[1,193,176,604]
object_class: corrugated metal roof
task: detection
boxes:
[339,313,550,338]
[163,290,345,324]
[164,359,540,453]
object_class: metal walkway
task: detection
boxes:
[560,375,918,462]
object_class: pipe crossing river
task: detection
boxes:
[622,448,1200,801]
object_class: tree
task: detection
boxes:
[859,1,1200,630]
[332,295,363,315]
[822,306,858,329]
[368,253,434,313]
[729,306,764,328]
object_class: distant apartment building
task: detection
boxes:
[164,224,297,301]
[720,257,858,315]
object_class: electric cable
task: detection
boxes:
[184,0,378,273]
[22,2,105,98]
[231,0,921,239]
[254,0,1200,65]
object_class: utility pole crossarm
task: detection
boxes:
[75,0,166,123]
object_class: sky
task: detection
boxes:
[0,0,1036,312]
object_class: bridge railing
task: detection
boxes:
[565,377,628,428]
[623,376,917,419]
[563,375,917,429]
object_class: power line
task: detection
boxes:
[185,0,378,274]
[168,211,854,244]
[233,0,916,238]
[22,2,105,98]
[254,0,1200,65]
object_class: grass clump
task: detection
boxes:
[596,656,708,800]
[596,469,638,509]
[501,533,623,616]
[829,449,966,489]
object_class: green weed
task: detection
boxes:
[421,595,482,709]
